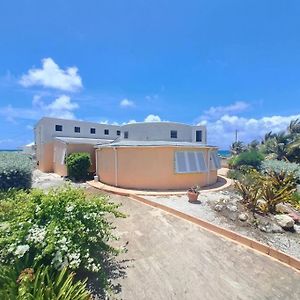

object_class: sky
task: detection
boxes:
[0,0,300,149]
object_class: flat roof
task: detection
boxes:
[96,140,217,148]
[55,137,113,145]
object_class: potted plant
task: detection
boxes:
[187,185,200,203]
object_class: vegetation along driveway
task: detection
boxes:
[89,188,300,300]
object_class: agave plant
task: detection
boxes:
[0,265,91,300]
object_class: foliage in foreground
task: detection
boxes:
[66,152,91,182]
[0,152,33,190]
[0,186,125,291]
[0,265,90,300]
[234,169,296,214]
[229,150,264,170]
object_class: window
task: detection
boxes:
[104,129,109,135]
[90,128,96,134]
[210,151,221,170]
[175,151,207,173]
[196,130,202,142]
[74,126,80,133]
[117,130,121,136]
[124,131,129,139]
[170,130,177,139]
[55,125,63,132]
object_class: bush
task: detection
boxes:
[230,150,264,170]
[227,169,244,180]
[0,152,33,190]
[261,160,300,183]
[0,265,90,300]
[66,152,91,182]
[0,186,125,291]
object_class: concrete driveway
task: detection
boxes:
[102,191,300,300]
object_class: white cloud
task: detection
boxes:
[19,58,82,92]
[120,98,135,107]
[201,101,250,120]
[144,114,161,122]
[200,113,300,149]
[47,95,78,111]
[0,95,79,122]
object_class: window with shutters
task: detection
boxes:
[210,151,221,170]
[174,151,207,173]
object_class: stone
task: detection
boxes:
[294,224,300,234]
[227,205,238,212]
[274,215,295,229]
[238,213,248,222]
[270,223,285,233]
[275,203,293,214]
[288,212,300,224]
[214,204,223,212]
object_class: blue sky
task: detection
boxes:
[0,0,300,149]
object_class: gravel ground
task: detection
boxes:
[144,190,300,261]
[32,169,88,190]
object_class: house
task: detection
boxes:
[35,117,220,190]
[34,117,120,175]
[96,122,220,190]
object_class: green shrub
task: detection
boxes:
[290,192,300,210]
[0,265,90,300]
[230,150,264,170]
[227,169,244,180]
[0,152,33,190]
[261,160,300,183]
[0,186,125,290]
[66,152,91,182]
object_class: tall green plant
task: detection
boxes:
[66,152,91,181]
[0,265,90,300]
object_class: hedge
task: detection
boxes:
[66,152,91,182]
[0,152,33,190]
[230,150,264,170]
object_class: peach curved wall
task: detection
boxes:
[96,147,217,190]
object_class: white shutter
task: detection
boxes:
[210,151,221,170]
[175,151,208,173]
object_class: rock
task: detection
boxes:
[274,215,295,229]
[238,213,248,222]
[227,205,238,212]
[294,224,300,234]
[270,223,285,233]
[288,212,300,224]
[275,203,293,214]
[214,204,223,212]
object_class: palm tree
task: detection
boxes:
[230,141,245,156]
[288,118,300,134]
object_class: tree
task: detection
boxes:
[230,141,246,156]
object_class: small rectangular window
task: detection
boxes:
[90,128,96,134]
[55,125,63,132]
[124,131,129,139]
[117,130,121,136]
[196,130,202,142]
[74,126,80,133]
[170,130,177,139]
[104,129,109,135]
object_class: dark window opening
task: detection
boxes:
[196,130,202,142]
[124,131,129,139]
[170,130,177,139]
[55,125,63,132]
[117,130,121,136]
[90,128,96,134]
[74,126,80,133]
[104,129,109,135]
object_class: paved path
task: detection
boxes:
[104,192,300,300]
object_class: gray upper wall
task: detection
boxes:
[35,117,207,145]
[121,122,207,143]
